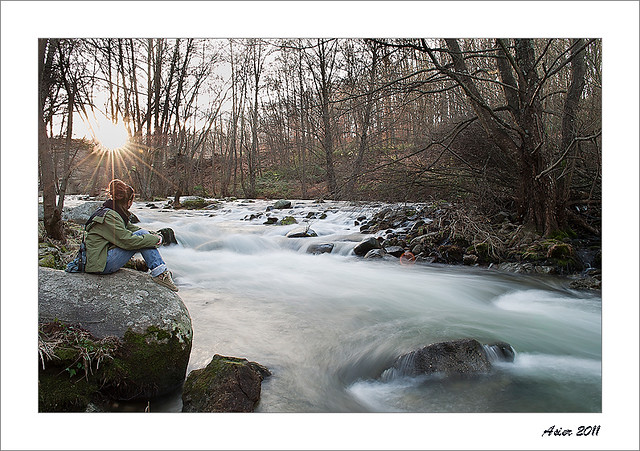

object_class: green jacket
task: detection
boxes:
[84,208,159,273]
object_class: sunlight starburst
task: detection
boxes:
[94,117,129,152]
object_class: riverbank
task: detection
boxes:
[352,201,601,290]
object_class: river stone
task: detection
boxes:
[182,355,271,412]
[384,246,405,258]
[286,226,318,238]
[353,237,381,256]
[388,339,502,377]
[38,267,193,401]
[273,199,292,209]
[155,227,178,245]
[307,243,334,255]
[364,248,386,259]
[278,216,298,226]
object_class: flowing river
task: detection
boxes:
[126,198,601,413]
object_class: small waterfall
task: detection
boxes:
[380,351,417,381]
[483,342,516,363]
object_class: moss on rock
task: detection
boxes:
[279,216,298,225]
[38,321,119,412]
[38,320,192,410]
[98,325,192,400]
[182,355,271,412]
[179,197,217,210]
[38,254,57,268]
[39,367,101,412]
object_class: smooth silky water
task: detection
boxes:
[126,199,601,413]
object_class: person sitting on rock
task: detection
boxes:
[84,179,178,291]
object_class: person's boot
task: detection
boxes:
[153,270,179,292]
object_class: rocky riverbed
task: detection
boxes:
[39,197,601,291]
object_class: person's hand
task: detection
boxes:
[155,234,163,246]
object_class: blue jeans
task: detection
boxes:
[102,230,167,277]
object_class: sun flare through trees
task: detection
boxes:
[94,117,129,152]
[38,37,602,238]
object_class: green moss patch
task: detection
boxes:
[279,216,298,225]
[99,326,191,400]
[182,355,270,412]
[177,197,219,210]
[38,321,191,411]
[39,367,101,412]
[38,321,119,412]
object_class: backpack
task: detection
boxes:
[65,206,110,273]
[65,241,86,273]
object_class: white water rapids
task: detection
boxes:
[128,198,601,413]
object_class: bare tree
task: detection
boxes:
[341,39,383,199]
[417,38,596,234]
[306,39,339,197]
[39,38,65,241]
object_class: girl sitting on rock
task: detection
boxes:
[84,179,178,291]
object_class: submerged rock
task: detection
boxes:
[182,355,271,412]
[307,243,334,255]
[384,338,515,379]
[38,267,193,409]
[179,197,214,210]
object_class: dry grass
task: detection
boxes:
[439,207,508,260]
[38,322,120,379]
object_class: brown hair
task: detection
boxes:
[108,179,134,209]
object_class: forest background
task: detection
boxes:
[39,35,603,241]
[3,2,639,451]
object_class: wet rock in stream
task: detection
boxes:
[382,339,515,380]
[182,355,271,412]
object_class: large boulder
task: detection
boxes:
[182,355,271,412]
[63,201,104,223]
[384,339,515,379]
[38,267,192,409]
[38,201,103,223]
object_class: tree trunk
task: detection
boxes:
[56,81,74,212]
[557,38,587,226]
[345,41,379,199]
[440,38,559,234]
[320,59,336,195]
[513,39,559,234]
[39,38,65,241]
